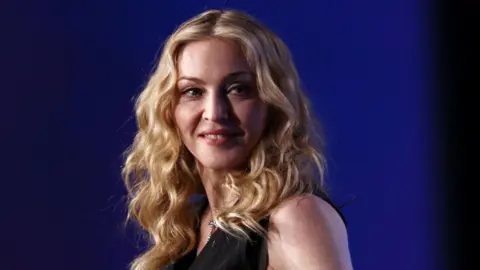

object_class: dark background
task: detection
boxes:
[2,0,468,269]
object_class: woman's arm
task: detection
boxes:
[267,195,353,270]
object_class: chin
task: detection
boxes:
[198,155,245,171]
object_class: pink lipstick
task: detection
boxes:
[199,129,240,146]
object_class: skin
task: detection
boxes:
[267,195,354,270]
[174,38,267,209]
[174,38,353,269]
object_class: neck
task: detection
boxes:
[197,166,226,212]
[197,165,239,213]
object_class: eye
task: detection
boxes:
[228,84,251,95]
[182,88,203,97]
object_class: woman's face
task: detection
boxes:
[174,39,267,171]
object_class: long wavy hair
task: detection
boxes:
[122,9,328,270]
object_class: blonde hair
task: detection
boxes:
[123,9,327,270]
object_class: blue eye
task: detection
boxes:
[183,88,202,96]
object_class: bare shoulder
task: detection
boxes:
[267,195,353,270]
[270,195,345,228]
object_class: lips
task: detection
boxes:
[202,134,228,140]
[198,129,241,137]
[198,129,242,145]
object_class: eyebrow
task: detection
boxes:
[177,71,254,84]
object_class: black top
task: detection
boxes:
[165,191,346,270]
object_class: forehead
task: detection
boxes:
[176,39,250,80]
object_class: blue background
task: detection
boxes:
[3,0,436,269]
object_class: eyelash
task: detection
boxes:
[181,84,251,97]
[229,84,249,94]
[182,88,202,96]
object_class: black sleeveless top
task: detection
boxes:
[165,191,346,270]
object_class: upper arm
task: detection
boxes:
[267,195,353,270]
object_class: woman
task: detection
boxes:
[123,9,353,270]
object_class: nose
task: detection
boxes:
[203,92,229,121]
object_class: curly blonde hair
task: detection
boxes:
[122,9,327,270]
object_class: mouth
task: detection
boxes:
[198,130,242,145]
[200,134,230,139]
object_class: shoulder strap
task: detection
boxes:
[256,217,270,269]
[313,189,348,226]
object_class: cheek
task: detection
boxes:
[239,102,268,136]
[174,105,194,139]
